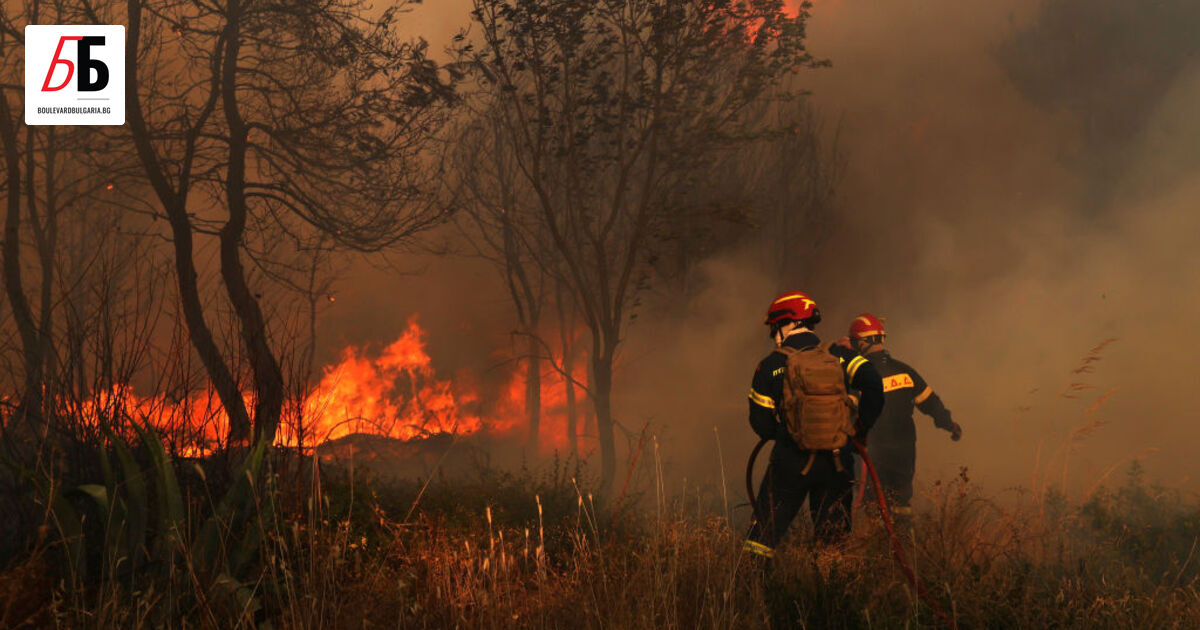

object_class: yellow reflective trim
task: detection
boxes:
[846,356,868,381]
[743,540,775,558]
[749,389,775,409]
[913,386,933,404]
[771,293,814,307]
[852,315,885,338]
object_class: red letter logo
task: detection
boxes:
[41,36,82,92]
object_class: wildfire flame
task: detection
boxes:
[286,317,485,447]
[71,316,587,457]
[498,339,590,453]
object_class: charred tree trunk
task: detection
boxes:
[0,95,44,432]
[556,283,578,456]
[24,127,58,418]
[220,0,284,445]
[562,335,578,457]
[36,130,58,407]
[591,347,616,494]
[525,332,541,452]
[125,0,252,444]
[498,205,543,454]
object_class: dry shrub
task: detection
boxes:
[8,455,1200,629]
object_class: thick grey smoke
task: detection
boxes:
[328,0,1200,499]
[617,0,1200,497]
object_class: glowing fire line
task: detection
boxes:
[68,316,586,457]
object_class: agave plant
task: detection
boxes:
[10,422,274,624]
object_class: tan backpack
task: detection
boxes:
[779,342,856,451]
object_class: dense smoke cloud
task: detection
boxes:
[617,0,1200,497]
[332,0,1200,498]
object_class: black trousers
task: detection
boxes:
[747,449,855,547]
[865,442,915,506]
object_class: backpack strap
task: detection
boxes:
[800,451,816,475]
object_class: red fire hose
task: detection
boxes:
[745,437,959,629]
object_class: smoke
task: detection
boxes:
[325,0,1200,497]
[615,0,1200,496]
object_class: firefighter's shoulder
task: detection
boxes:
[881,354,915,372]
[756,349,788,377]
[749,352,785,410]
[826,342,857,363]
[880,355,925,382]
[827,344,871,381]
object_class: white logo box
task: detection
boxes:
[25,24,125,126]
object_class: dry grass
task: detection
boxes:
[8,456,1197,630]
[6,338,1197,628]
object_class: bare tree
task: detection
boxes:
[0,1,180,479]
[457,0,821,490]
[451,110,555,452]
[0,87,45,436]
[122,0,454,445]
[0,1,134,441]
[554,278,583,456]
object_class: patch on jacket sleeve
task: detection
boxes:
[882,373,915,393]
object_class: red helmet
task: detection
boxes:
[849,313,886,339]
[765,291,821,327]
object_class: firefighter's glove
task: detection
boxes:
[949,422,962,442]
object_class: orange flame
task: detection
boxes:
[283,317,484,447]
[67,316,588,457]
[498,344,590,453]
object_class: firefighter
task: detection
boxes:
[743,292,884,558]
[848,313,962,515]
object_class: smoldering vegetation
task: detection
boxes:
[1,0,1199,627]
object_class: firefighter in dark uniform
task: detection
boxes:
[848,313,962,515]
[743,292,885,558]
